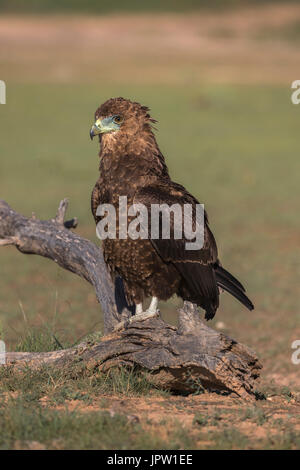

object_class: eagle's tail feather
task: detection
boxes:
[214,265,246,292]
[176,263,219,320]
[215,268,254,311]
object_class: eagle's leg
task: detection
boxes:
[135,303,143,315]
[146,296,158,315]
[134,297,158,317]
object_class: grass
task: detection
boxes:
[0,355,298,449]
[0,322,164,407]
[242,407,268,425]
[0,363,173,449]
[1,397,299,450]
[15,327,65,352]
[209,427,249,450]
[0,361,163,403]
[0,367,298,449]
[0,399,153,450]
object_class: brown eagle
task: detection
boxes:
[90,97,253,322]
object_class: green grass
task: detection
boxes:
[242,407,268,425]
[208,427,249,450]
[0,398,162,450]
[0,363,173,449]
[0,361,166,403]
[15,325,66,352]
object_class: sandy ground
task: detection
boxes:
[1,3,300,84]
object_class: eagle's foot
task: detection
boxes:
[113,310,160,332]
[113,298,160,332]
[131,309,160,323]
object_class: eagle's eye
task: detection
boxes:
[113,115,123,124]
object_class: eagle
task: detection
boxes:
[90,97,254,323]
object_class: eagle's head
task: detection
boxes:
[90,97,156,143]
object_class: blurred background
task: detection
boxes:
[0,1,299,391]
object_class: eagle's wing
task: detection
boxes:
[91,181,101,224]
[134,181,220,317]
[91,179,111,225]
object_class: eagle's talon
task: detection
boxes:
[132,309,160,323]
[113,309,160,332]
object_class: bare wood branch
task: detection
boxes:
[0,237,18,246]
[53,198,69,225]
[0,199,262,398]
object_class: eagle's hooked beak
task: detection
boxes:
[89,127,96,140]
[90,119,103,140]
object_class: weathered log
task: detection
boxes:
[0,199,262,398]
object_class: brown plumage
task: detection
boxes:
[90,97,254,320]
